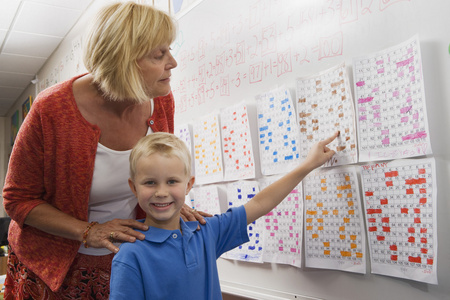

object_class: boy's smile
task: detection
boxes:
[129,152,194,230]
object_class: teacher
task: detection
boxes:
[2,2,207,299]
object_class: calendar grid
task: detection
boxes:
[361,158,437,284]
[353,35,432,162]
[303,166,366,274]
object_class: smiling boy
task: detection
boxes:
[109,131,338,299]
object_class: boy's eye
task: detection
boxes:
[168,180,178,185]
[145,181,156,185]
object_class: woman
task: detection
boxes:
[2,2,207,299]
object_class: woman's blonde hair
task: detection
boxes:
[129,132,192,181]
[83,1,176,103]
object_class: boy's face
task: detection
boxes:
[129,152,194,230]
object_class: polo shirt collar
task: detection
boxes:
[143,218,199,243]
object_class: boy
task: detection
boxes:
[110,131,338,299]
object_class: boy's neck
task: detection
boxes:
[144,217,182,232]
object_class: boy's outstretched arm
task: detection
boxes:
[244,131,339,225]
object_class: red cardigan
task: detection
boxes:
[2,74,174,291]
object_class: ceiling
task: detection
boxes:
[0,0,94,117]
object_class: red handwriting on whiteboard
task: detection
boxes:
[235,41,246,65]
[197,85,205,105]
[261,24,277,56]
[361,0,374,15]
[379,0,411,11]
[277,49,292,77]
[232,72,241,87]
[340,0,359,24]
[317,31,343,60]
[294,44,310,64]
[249,62,263,84]
[249,2,261,29]
[206,81,216,99]
[172,0,415,117]
[220,76,230,96]
[198,64,206,85]
[198,39,206,61]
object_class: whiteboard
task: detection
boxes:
[171,0,450,299]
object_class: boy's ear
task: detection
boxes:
[186,176,195,195]
[128,178,138,196]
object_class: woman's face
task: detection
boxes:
[137,44,177,98]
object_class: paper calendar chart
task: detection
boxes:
[296,63,357,167]
[256,86,301,176]
[223,180,265,263]
[192,113,224,185]
[360,158,437,284]
[259,177,303,268]
[174,123,192,154]
[220,102,256,181]
[191,185,222,216]
[303,166,366,274]
[353,35,432,162]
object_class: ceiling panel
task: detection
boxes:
[0,0,21,30]
[0,86,24,99]
[0,0,94,117]
[13,2,82,37]
[0,30,6,45]
[26,0,93,11]
[0,53,47,74]
[0,72,34,87]
[3,31,63,58]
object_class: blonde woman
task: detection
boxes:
[2,2,208,299]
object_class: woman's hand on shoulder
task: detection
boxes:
[84,219,149,253]
[180,204,212,230]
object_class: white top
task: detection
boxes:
[79,127,153,255]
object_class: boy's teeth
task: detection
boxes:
[154,203,170,207]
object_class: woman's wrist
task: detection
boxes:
[82,221,99,248]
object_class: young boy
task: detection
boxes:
[109,131,338,299]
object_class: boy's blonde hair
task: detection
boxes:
[129,132,192,180]
[83,1,177,103]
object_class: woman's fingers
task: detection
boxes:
[180,204,214,230]
[180,204,212,224]
[180,204,197,222]
[85,219,149,251]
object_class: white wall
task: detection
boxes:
[171,0,450,299]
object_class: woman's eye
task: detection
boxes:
[154,51,166,60]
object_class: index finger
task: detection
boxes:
[321,131,340,146]
[120,219,149,231]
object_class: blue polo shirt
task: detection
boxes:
[110,206,249,299]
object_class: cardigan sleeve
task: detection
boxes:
[3,99,48,228]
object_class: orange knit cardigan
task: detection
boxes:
[2,74,174,291]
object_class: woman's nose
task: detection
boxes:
[167,52,177,69]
